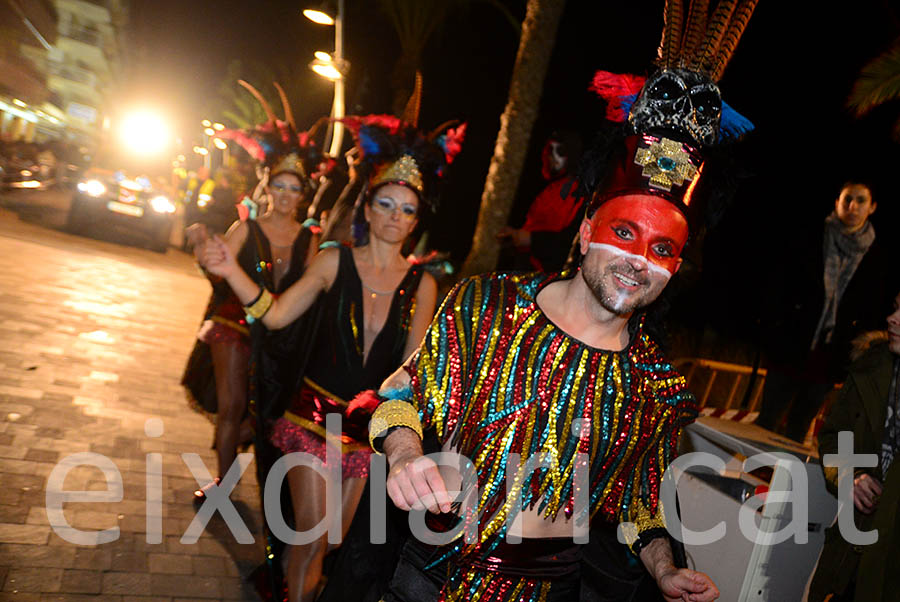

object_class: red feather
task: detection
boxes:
[589,71,647,122]
[442,123,467,164]
[347,389,383,418]
[362,114,404,133]
[218,129,266,162]
[275,119,292,143]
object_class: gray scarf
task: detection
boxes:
[811,213,875,349]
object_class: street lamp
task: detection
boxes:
[302,8,334,25]
[304,0,345,157]
[310,55,344,81]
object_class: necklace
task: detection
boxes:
[361,280,394,299]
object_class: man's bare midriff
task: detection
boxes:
[436,439,585,540]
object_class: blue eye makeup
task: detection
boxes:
[272,183,302,193]
[373,196,417,220]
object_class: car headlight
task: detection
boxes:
[149,195,175,214]
[77,179,106,197]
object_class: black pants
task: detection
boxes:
[382,538,580,602]
[755,365,833,442]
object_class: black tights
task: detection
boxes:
[209,341,250,478]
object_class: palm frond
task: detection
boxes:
[222,109,252,130]
[378,0,465,64]
[479,0,521,36]
[847,43,900,117]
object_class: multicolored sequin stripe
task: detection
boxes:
[442,569,552,602]
[403,272,697,600]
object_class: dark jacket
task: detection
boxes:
[761,223,890,381]
[809,342,900,602]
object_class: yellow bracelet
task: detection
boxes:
[369,400,423,453]
[620,495,668,548]
[244,288,273,319]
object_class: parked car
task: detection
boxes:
[67,168,176,252]
[2,159,56,191]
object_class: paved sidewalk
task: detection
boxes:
[0,206,265,601]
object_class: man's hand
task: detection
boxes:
[853,473,883,514]
[657,567,720,602]
[201,235,239,279]
[640,538,718,601]
[383,428,451,514]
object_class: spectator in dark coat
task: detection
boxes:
[756,181,891,441]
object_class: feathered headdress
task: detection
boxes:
[216,80,327,184]
[590,0,757,146]
[580,0,757,221]
[338,73,466,210]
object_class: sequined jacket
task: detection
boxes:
[388,272,698,598]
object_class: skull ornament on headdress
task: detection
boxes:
[582,0,758,221]
[628,69,722,147]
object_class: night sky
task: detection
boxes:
[127,0,900,351]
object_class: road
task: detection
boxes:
[0,188,264,600]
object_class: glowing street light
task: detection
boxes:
[201,119,212,128]
[305,0,346,157]
[212,122,225,131]
[12,98,26,107]
[119,110,171,155]
[192,146,208,156]
[203,127,215,136]
[303,8,334,25]
[213,138,228,150]
[314,51,332,62]
[311,62,343,81]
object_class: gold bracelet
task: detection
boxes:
[620,495,668,548]
[369,400,423,453]
[244,288,273,319]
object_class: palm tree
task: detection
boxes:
[460,0,566,277]
[378,0,519,115]
[205,60,272,128]
[847,40,900,140]
[206,60,330,131]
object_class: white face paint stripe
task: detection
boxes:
[588,242,673,279]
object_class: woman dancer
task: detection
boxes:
[203,113,464,602]
[182,81,322,500]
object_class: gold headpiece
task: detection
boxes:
[370,154,423,195]
[272,152,307,178]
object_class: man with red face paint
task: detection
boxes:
[581,194,688,317]
[361,1,761,597]
[362,127,719,601]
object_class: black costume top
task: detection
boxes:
[182,220,312,416]
[304,245,424,398]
